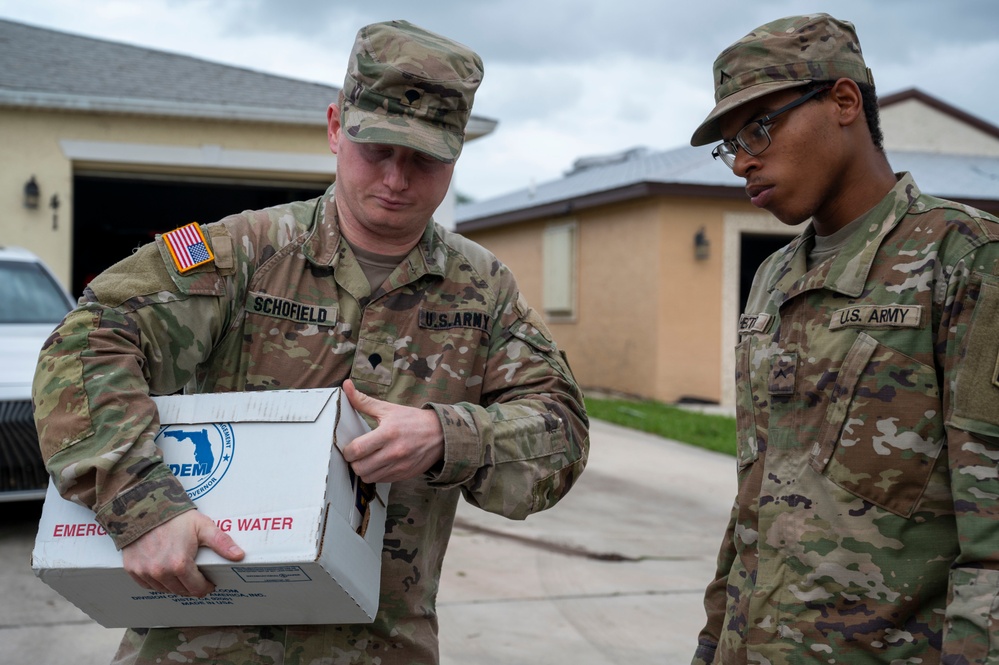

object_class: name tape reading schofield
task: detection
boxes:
[248,292,337,326]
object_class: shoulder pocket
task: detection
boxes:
[88,242,176,307]
[952,275,999,439]
[510,293,555,353]
[155,229,226,297]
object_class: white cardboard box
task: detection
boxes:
[31,388,389,628]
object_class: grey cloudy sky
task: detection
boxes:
[2,0,998,201]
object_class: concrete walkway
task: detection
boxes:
[437,418,734,664]
[2,419,735,664]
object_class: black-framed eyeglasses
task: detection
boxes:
[711,85,833,169]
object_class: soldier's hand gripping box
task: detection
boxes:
[30,388,389,628]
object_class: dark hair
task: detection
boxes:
[857,82,884,151]
[806,80,884,151]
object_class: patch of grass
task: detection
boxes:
[584,397,737,457]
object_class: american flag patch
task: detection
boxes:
[163,222,214,273]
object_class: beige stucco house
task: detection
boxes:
[456,89,999,410]
[1,19,495,296]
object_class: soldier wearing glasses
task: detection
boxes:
[689,13,999,665]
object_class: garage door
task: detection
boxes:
[72,173,328,297]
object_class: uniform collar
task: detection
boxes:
[301,183,448,280]
[772,172,920,300]
[411,218,449,278]
[302,183,340,267]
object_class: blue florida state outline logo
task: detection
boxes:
[156,423,235,499]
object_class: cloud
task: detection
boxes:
[2,0,999,201]
[455,55,714,199]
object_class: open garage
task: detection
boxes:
[70,173,328,296]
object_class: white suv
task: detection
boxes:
[0,246,75,501]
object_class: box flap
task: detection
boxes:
[330,391,390,508]
[152,388,339,425]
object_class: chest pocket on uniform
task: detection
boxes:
[734,335,764,472]
[734,312,775,473]
[809,331,944,518]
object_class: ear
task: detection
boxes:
[327,104,341,155]
[829,78,863,127]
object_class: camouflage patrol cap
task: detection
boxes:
[690,13,874,146]
[340,20,484,163]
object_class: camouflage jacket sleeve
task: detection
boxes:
[424,268,589,520]
[690,500,738,665]
[32,234,234,549]
[939,225,999,661]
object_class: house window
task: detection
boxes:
[543,221,576,318]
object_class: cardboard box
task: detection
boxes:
[31,388,389,628]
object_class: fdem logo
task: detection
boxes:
[156,423,235,499]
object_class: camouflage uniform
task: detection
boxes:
[691,174,999,664]
[32,185,589,665]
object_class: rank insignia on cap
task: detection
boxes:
[163,222,214,273]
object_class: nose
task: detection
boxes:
[383,155,409,191]
[731,148,760,178]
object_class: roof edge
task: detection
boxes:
[456,182,746,232]
[0,89,328,125]
[880,88,999,142]
[0,89,499,138]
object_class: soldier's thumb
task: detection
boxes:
[200,522,244,562]
[343,379,385,420]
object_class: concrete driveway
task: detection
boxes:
[1,418,735,664]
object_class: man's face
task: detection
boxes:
[718,87,840,227]
[328,104,456,252]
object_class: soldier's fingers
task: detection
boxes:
[341,425,386,465]
[128,568,208,598]
[344,442,379,479]
[147,556,213,597]
[348,445,420,484]
[176,569,215,598]
[126,571,168,594]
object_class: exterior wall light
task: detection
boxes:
[694,227,710,260]
[24,176,40,209]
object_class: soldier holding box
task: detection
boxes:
[33,19,589,665]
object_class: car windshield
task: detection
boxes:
[0,260,73,324]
